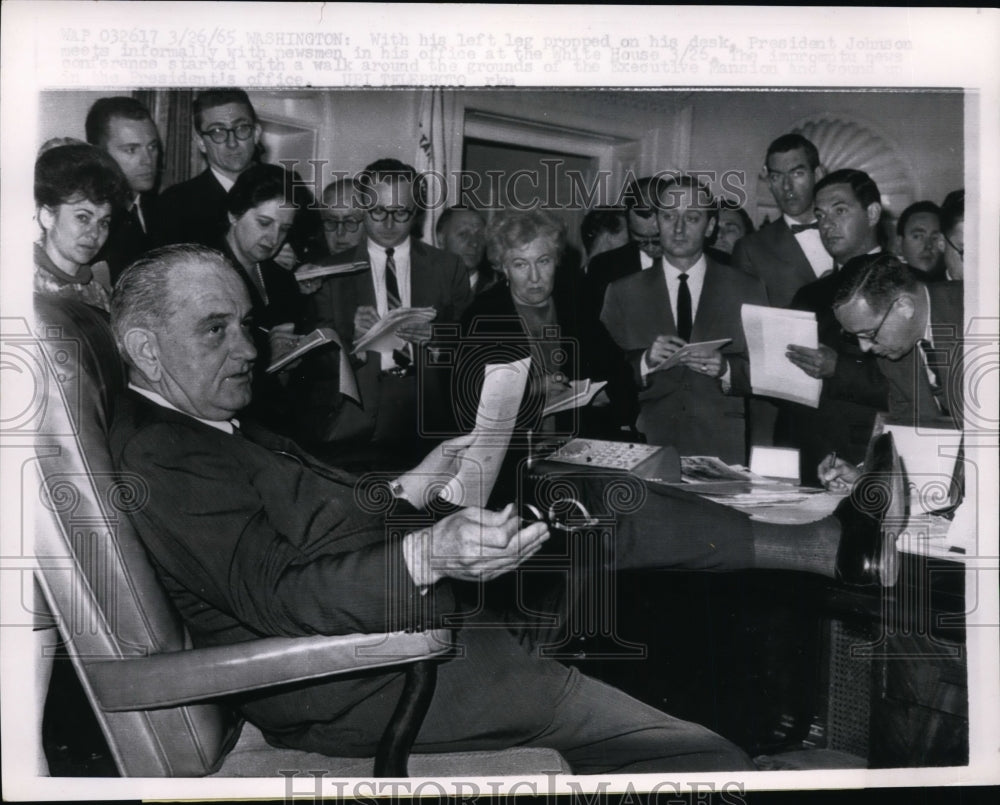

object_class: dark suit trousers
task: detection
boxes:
[255,624,754,774]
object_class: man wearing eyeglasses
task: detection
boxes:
[584,176,665,318]
[157,88,262,248]
[819,252,963,490]
[305,158,472,468]
[318,177,366,255]
[773,169,890,484]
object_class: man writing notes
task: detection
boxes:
[774,169,890,484]
[820,252,963,489]
[106,244,906,774]
[601,175,768,464]
[306,159,472,469]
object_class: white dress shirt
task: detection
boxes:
[367,238,413,369]
[128,382,236,434]
[639,249,657,271]
[784,214,831,278]
[640,254,731,385]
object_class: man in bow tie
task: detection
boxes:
[732,133,829,308]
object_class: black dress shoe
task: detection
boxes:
[833,433,904,587]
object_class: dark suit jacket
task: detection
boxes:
[585,241,644,318]
[302,239,472,452]
[99,193,160,284]
[109,391,453,740]
[774,269,890,483]
[156,169,230,248]
[879,281,964,429]
[731,218,821,309]
[600,257,767,464]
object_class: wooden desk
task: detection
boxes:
[525,464,969,765]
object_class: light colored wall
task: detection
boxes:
[684,89,964,222]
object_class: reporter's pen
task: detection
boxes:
[257,326,270,334]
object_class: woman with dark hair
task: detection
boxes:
[34,141,129,311]
[217,163,307,429]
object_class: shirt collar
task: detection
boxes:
[921,285,934,344]
[367,237,410,259]
[209,167,237,193]
[663,252,707,278]
[783,213,817,228]
[128,382,238,434]
[34,241,93,286]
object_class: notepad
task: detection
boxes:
[293,260,369,282]
[352,307,438,355]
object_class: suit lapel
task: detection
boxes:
[646,265,676,336]
[772,219,821,284]
[691,259,722,341]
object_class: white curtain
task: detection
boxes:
[415,89,463,245]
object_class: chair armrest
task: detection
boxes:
[85,629,451,712]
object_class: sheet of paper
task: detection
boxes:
[442,357,531,508]
[650,338,732,373]
[883,424,962,514]
[741,304,821,408]
[543,379,608,416]
[293,260,369,282]
[352,306,437,355]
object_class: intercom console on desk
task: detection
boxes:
[530,438,682,484]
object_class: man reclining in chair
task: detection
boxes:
[108,244,901,774]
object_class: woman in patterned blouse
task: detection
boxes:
[34,142,128,311]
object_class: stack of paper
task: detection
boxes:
[352,307,437,355]
[741,304,821,408]
[543,379,608,416]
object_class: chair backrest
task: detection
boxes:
[32,295,241,776]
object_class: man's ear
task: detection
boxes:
[895,293,918,321]
[227,211,238,228]
[252,122,263,146]
[813,164,828,183]
[122,328,162,383]
[192,126,206,156]
[866,202,883,228]
[705,215,717,241]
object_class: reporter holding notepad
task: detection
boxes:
[601,175,767,464]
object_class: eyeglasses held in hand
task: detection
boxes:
[367,207,415,223]
[200,123,256,144]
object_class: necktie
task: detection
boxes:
[383,247,411,368]
[789,221,818,234]
[918,339,950,416]
[129,201,147,234]
[384,247,401,309]
[676,273,692,342]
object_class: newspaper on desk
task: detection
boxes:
[678,456,844,524]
